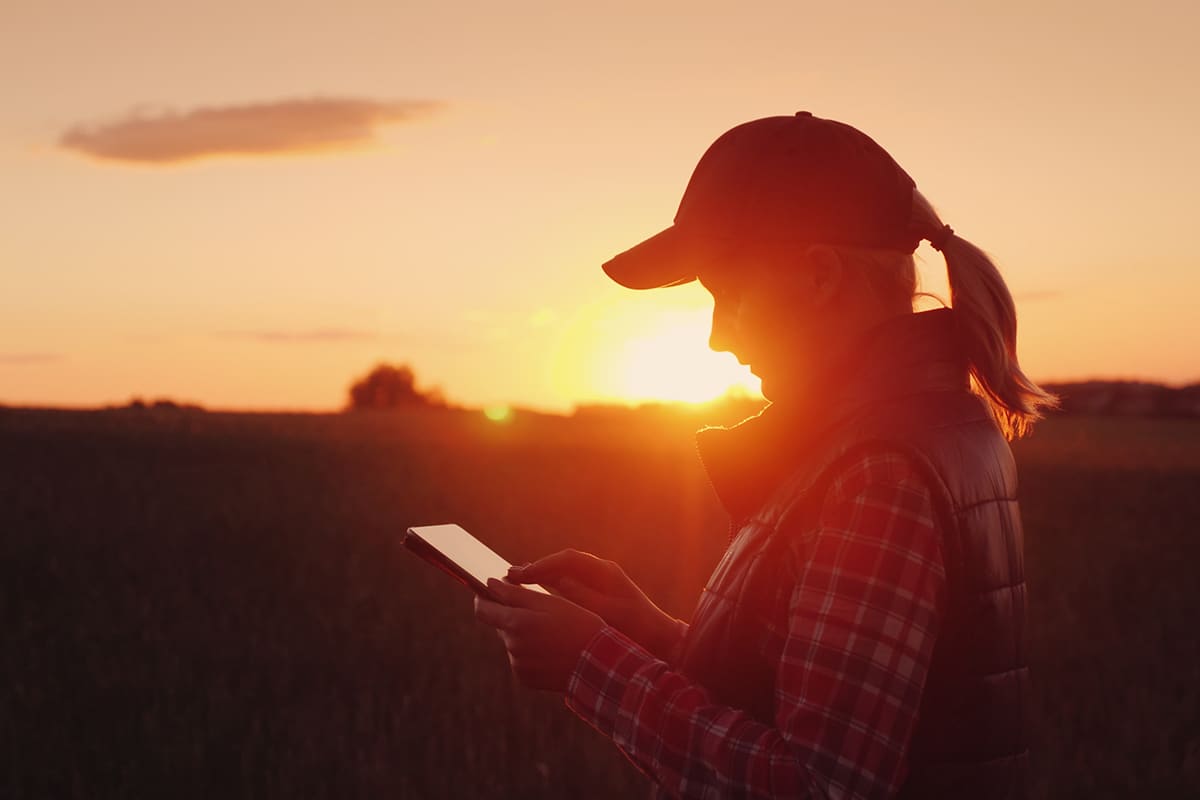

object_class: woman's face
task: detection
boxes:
[699,245,907,402]
[698,256,821,402]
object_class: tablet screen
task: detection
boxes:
[405,524,549,595]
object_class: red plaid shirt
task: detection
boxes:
[565,451,946,799]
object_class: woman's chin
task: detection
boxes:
[758,373,807,405]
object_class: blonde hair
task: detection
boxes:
[829,194,1056,439]
[907,190,1057,439]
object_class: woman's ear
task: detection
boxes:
[800,245,846,309]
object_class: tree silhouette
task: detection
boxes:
[346,363,443,410]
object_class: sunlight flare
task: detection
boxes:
[484,405,512,422]
[616,310,759,403]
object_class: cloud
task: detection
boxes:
[219,328,379,344]
[0,353,63,364]
[60,96,440,164]
[218,325,486,351]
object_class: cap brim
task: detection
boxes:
[601,225,703,290]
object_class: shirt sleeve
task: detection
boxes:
[564,452,946,799]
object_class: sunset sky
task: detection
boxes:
[3,1,1198,412]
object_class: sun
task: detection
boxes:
[616,310,760,403]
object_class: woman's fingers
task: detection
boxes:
[476,583,540,620]
[555,576,611,613]
[486,577,557,611]
[476,592,562,659]
[509,549,622,591]
[508,549,589,582]
[474,593,523,629]
[473,595,505,627]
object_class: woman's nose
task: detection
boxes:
[709,305,737,355]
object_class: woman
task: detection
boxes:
[474,111,1054,799]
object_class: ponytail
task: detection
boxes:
[911,190,1057,439]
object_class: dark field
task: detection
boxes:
[2,407,1198,798]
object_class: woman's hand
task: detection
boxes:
[473,578,605,692]
[507,550,685,662]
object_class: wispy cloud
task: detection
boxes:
[0,353,63,364]
[60,96,440,164]
[218,325,489,351]
[218,328,379,344]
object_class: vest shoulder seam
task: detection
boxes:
[976,581,1028,595]
[953,495,1018,515]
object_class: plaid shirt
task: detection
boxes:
[565,451,946,799]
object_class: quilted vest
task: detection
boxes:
[681,309,1030,798]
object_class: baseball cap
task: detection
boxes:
[602,111,920,290]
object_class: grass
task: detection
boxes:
[0,407,1197,798]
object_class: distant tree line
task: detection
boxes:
[1042,381,1200,418]
[121,397,205,412]
[102,373,1198,419]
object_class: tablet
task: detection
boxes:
[404,523,550,602]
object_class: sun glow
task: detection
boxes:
[484,405,512,422]
[616,310,760,403]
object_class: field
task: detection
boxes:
[2,406,1198,798]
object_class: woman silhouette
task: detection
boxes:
[474,111,1054,799]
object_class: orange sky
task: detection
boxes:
[3,1,1198,412]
